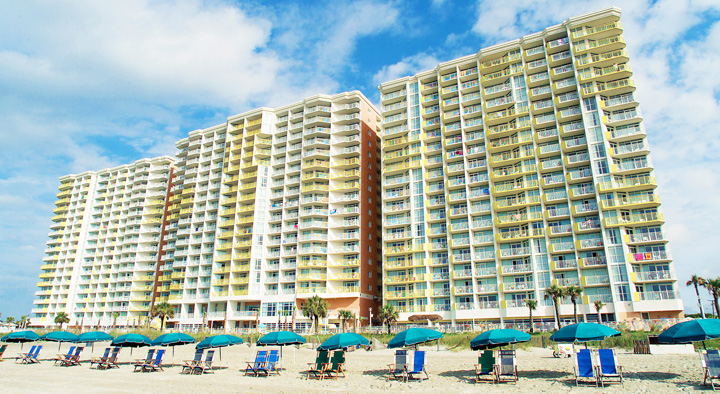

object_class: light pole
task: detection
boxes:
[369,307,373,331]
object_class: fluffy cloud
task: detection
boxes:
[372,52,441,87]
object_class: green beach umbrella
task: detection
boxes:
[550,322,620,343]
[388,328,443,349]
[318,333,369,351]
[152,333,195,366]
[39,331,79,351]
[470,329,531,350]
[195,334,243,363]
[1,330,40,350]
[658,319,720,348]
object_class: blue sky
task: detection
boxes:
[1,0,719,319]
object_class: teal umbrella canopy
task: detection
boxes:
[470,329,531,350]
[195,335,243,350]
[388,328,443,349]
[550,323,620,343]
[152,333,195,347]
[1,330,40,343]
[39,331,78,342]
[658,319,720,344]
[74,331,114,343]
[111,333,152,348]
[257,331,306,346]
[318,333,369,350]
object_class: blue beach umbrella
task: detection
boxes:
[257,331,306,365]
[196,335,243,362]
[658,319,720,348]
[39,331,78,351]
[388,328,443,349]
[470,329,531,350]
[318,333,369,351]
[1,330,40,350]
[74,331,114,355]
[111,333,152,356]
[152,333,195,365]
[550,323,620,343]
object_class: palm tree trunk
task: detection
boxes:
[529,310,534,333]
[714,291,720,318]
[695,283,706,317]
[554,298,561,329]
[573,301,578,323]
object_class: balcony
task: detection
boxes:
[635,290,680,301]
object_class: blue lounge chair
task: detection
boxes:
[257,350,281,376]
[323,350,345,380]
[60,346,84,367]
[704,350,720,390]
[90,348,111,369]
[181,349,204,374]
[494,350,518,383]
[193,350,215,375]
[574,349,597,386]
[142,349,165,372]
[133,349,156,372]
[388,350,412,381]
[98,347,121,370]
[405,350,428,382]
[16,345,37,364]
[475,350,496,383]
[596,349,623,387]
[244,350,268,376]
[54,346,76,365]
[18,345,42,364]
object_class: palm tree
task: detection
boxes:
[565,285,584,323]
[377,304,400,334]
[594,300,605,324]
[20,315,28,329]
[687,275,707,318]
[54,312,70,330]
[112,312,119,330]
[525,299,537,333]
[301,295,329,336]
[338,310,355,333]
[708,278,720,318]
[6,316,15,325]
[701,279,716,318]
[544,284,565,329]
[151,302,176,331]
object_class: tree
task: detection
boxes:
[701,279,716,318]
[338,310,355,333]
[594,300,605,324]
[687,275,707,318]
[525,299,537,333]
[565,285,584,323]
[20,315,28,329]
[6,316,15,325]
[301,295,328,336]
[544,284,565,329]
[708,278,720,318]
[54,312,70,330]
[151,302,176,331]
[112,312,120,330]
[377,304,400,334]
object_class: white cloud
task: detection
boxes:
[372,52,441,86]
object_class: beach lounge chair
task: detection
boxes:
[98,347,121,370]
[704,350,720,390]
[323,350,346,380]
[53,346,76,365]
[141,349,165,372]
[90,348,111,369]
[494,350,518,383]
[387,350,413,381]
[16,345,37,364]
[133,349,156,372]
[0,344,7,361]
[60,346,84,367]
[192,350,215,375]
[574,349,597,386]
[596,349,623,387]
[18,345,43,364]
[475,350,496,383]
[405,350,428,382]
[181,349,204,374]
[244,350,268,376]
[306,350,329,380]
[256,350,281,377]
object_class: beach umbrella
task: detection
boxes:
[388,328,443,349]
[111,333,152,356]
[39,331,79,351]
[152,333,196,366]
[1,330,39,350]
[195,334,243,363]
[658,319,720,348]
[74,331,114,355]
[550,323,620,344]
[257,331,306,365]
[470,329,531,350]
[318,333,369,351]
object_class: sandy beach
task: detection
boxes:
[0,341,707,393]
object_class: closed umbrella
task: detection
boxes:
[1,330,39,351]
[470,329,530,350]
[152,333,195,366]
[658,319,720,349]
[195,335,243,364]
[74,331,114,356]
[388,328,443,349]
[318,333,369,351]
[550,323,620,345]
[39,331,78,351]
[111,333,152,356]
[257,331,306,366]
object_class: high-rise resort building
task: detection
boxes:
[32,157,175,328]
[379,7,682,327]
[162,91,381,331]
